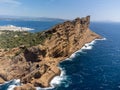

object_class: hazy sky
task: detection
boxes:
[0,0,120,21]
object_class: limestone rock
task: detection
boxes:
[0,16,101,89]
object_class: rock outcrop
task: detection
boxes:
[0,16,101,89]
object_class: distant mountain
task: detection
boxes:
[0,15,65,21]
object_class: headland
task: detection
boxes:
[0,16,101,90]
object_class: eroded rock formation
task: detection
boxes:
[0,16,101,89]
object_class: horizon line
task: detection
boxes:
[0,14,120,23]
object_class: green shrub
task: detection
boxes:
[0,31,53,49]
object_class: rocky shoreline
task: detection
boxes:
[0,16,102,90]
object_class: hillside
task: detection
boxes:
[0,16,101,90]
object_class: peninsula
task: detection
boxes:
[0,25,34,31]
[0,16,101,90]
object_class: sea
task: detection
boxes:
[0,20,120,90]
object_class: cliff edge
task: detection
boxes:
[0,16,101,89]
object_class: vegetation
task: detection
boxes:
[0,30,52,49]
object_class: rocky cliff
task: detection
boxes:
[0,16,101,89]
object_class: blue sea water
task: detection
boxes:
[0,21,120,90]
[0,20,62,32]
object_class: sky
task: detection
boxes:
[0,0,120,22]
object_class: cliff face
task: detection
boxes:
[44,16,98,58]
[0,16,101,89]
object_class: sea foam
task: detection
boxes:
[7,79,21,90]
[0,79,21,90]
[69,38,106,59]
[36,68,67,90]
